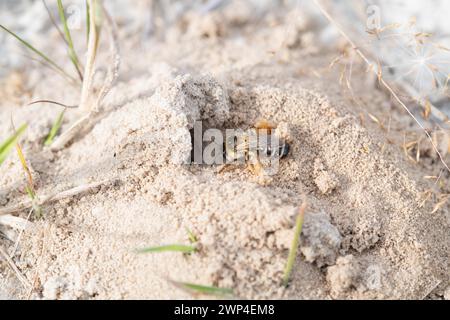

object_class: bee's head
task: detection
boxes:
[259,142,290,159]
[279,142,290,159]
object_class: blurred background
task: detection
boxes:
[1,0,450,116]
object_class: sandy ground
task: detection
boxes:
[0,1,449,300]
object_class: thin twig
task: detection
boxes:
[0,246,32,289]
[0,179,114,216]
[11,208,34,256]
[397,79,449,123]
[421,280,442,300]
[28,99,78,109]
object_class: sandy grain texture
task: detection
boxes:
[0,1,449,300]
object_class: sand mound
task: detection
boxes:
[1,68,444,300]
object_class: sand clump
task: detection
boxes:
[326,255,362,297]
[313,159,340,195]
[300,211,342,268]
[96,73,227,165]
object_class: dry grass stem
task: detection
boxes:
[0,179,115,216]
[0,246,32,289]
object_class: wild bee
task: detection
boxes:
[223,120,290,177]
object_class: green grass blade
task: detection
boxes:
[42,0,67,46]
[172,281,234,297]
[0,124,27,166]
[0,24,77,83]
[186,228,198,243]
[86,0,90,45]
[282,202,307,287]
[137,244,197,254]
[57,0,83,81]
[25,185,36,200]
[45,110,66,146]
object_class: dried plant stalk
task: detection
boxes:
[0,246,32,289]
[0,179,114,216]
[51,0,120,151]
